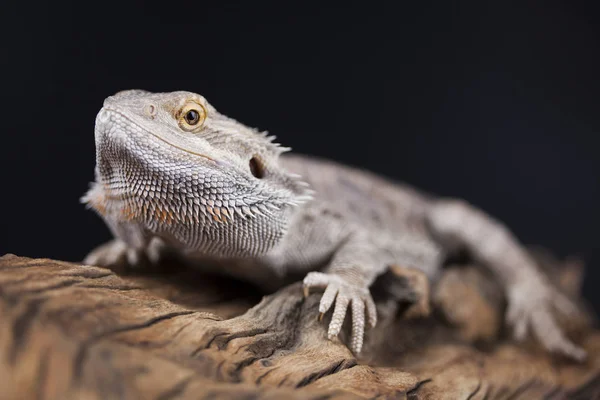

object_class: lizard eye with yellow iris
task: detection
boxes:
[178,102,207,131]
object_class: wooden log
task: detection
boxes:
[0,253,598,399]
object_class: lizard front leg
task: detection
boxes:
[426,199,585,360]
[302,234,386,354]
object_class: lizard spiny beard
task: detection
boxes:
[84,108,308,258]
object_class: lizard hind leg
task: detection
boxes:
[506,281,584,359]
[425,198,586,361]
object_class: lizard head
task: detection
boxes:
[87,90,312,258]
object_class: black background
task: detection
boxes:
[1,1,599,310]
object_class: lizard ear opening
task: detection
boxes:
[249,156,265,179]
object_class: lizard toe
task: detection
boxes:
[303,271,331,288]
[319,284,339,314]
[350,297,366,354]
[365,294,377,328]
[328,293,350,339]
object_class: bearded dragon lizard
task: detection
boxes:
[82,90,585,360]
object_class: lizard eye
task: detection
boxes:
[185,110,199,125]
[178,102,207,131]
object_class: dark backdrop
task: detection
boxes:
[1,1,599,309]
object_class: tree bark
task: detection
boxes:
[0,253,597,399]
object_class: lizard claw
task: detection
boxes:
[303,271,377,354]
[507,282,586,361]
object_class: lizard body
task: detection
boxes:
[83,90,585,359]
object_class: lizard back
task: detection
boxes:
[281,154,432,235]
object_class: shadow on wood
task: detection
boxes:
[0,253,598,399]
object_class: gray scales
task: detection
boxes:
[82,90,585,360]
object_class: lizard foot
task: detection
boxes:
[303,271,376,354]
[507,281,586,361]
[83,238,164,270]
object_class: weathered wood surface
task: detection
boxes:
[0,252,598,400]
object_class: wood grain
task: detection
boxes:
[0,253,598,399]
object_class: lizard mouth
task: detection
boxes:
[146,134,216,162]
[98,107,217,163]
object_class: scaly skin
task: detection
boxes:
[83,90,585,360]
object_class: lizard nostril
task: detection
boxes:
[144,104,157,118]
[249,156,265,179]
